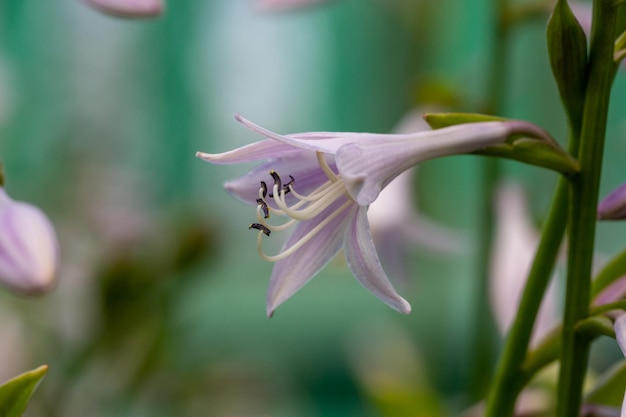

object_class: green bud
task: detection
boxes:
[546,0,588,131]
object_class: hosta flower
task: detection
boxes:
[83,0,163,18]
[257,0,332,12]
[489,182,559,345]
[0,187,59,295]
[598,182,626,220]
[197,114,557,316]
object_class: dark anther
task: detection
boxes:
[249,223,271,236]
[283,175,295,195]
[256,198,269,219]
[260,181,268,198]
[270,170,282,190]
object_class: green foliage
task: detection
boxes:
[0,365,47,417]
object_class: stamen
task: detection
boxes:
[256,206,297,231]
[270,170,282,190]
[249,223,271,236]
[256,198,270,219]
[317,152,339,182]
[260,181,268,199]
[256,200,353,262]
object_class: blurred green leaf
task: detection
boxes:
[0,365,47,417]
[584,360,626,408]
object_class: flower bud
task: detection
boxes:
[598,182,626,220]
[83,0,163,18]
[0,188,59,295]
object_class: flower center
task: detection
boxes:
[249,152,353,262]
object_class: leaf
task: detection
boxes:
[584,360,626,408]
[0,365,48,417]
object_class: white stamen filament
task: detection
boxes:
[252,151,354,262]
[256,200,353,262]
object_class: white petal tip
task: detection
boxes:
[233,113,244,123]
[395,299,412,314]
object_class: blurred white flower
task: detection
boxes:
[257,0,332,12]
[489,182,559,345]
[0,187,59,295]
[83,0,163,18]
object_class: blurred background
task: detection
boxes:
[0,0,625,416]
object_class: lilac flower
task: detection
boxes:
[489,182,559,345]
[0,187,59,295]
[197,114,557,316]
[598,183,626,220]
[257,0,332,12]
[83,0,163,18]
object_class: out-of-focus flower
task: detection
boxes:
[197,113,554,316]
[83,0,163,18]
[368,109,464,283]
[0,186,59,295]
[489,182,559,345]
[598,183,626,220]
[257,0,332,12]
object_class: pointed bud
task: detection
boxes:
[546,0,588,130]
[598,183,626,220]
[83,0,163,18]
[0,188,59,295]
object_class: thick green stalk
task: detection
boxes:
[483,174,569,417]
[556,1,618,416]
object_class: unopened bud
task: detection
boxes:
[0,188,59,295]
[598,183,626,220]
[83,0,163,18]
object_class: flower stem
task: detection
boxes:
[556,0,618,415]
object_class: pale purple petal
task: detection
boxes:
[598,183,626,220]
[257,0,332,12]
[0,189,59,294]
[224,152,333,206]
[336,122,513,205]
[83,0,163,18]
[266,198,355,316]
[343,206,411,313]
[615,314,626,357]
[593,275,626,306]
[196,139,301,165]
[235,114,386,154]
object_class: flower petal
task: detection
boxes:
[0,190,59,294]
[343,206,411,313]
[266,198,355,316]
[196,139,301,165]
[335,122,513,205]
[224,152,333,206]
[235,113,385,154]
[598,183,626,220]
[615,314,626,357]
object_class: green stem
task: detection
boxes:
[556,1,618,416]
[484,173,569,417]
